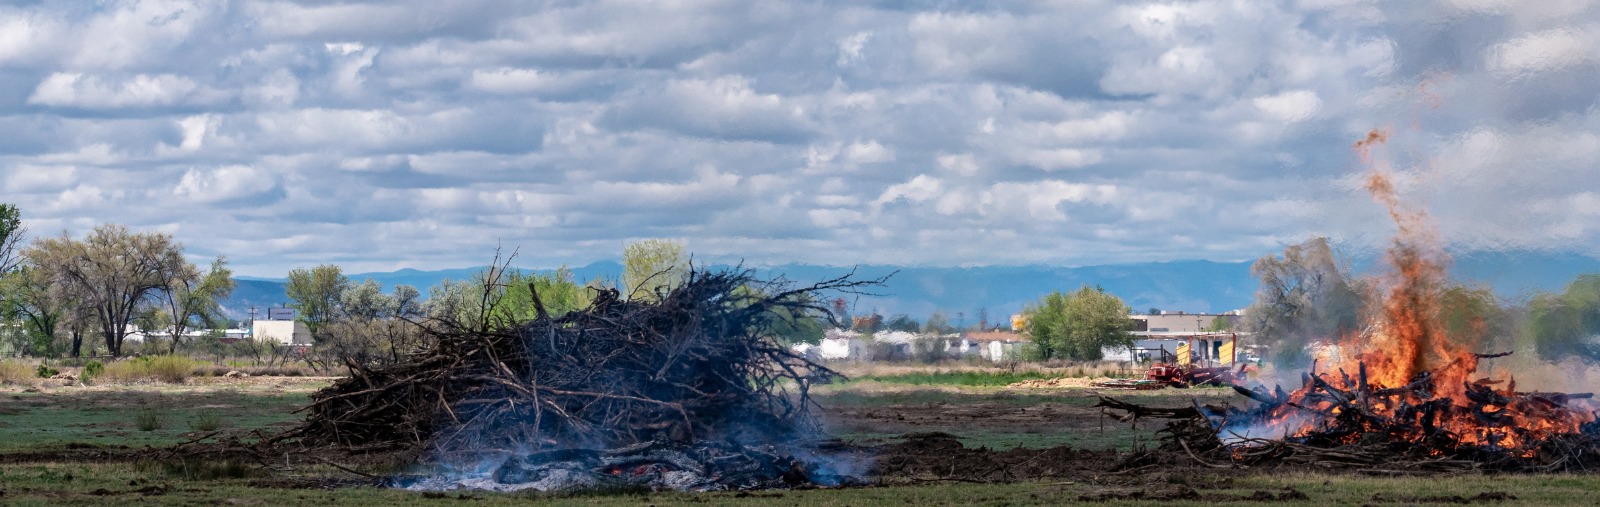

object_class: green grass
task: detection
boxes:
[0,389,309,453]
[0,462,1597,506]
[844,370,1059,386]
[2,378,1596,505]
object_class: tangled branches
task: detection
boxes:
[280,267,883,457]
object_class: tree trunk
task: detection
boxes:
[70,328,82,358]
[105,328,121,357]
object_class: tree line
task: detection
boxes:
[6,201,1599,368]
[1,204,234,357]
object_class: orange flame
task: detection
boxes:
[1250,130,1595,453]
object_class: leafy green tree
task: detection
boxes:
[157,256,235,353]
[1,267,66,356]
[1437,285,1504,351]
[0,203,22,275]
[286,264,349,344]
[1204,315,1233,332]
[1023,285,1133,361]
[25,224,188,357]
[496,267,591,321]
[622,238,687,302]
[321,279,428,368]
[1527,274,1600,361]
[1242,237,1366,366]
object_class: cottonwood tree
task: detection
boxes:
[157,256,235,354]
[1242,237,1366,366]
[1528,274,1600,361]
[25,225,188,357]
[622,238,687,302]
[0,204,23,275]
[286,264,349,344]
[1023,285,1134,361]
[319,279,427,368]
[1,266,68,355]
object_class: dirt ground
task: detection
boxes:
[1,377,1587,505]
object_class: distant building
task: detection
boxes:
[253,319,311,345]
[1129,311,1241,333]
[817,328,868,360]
[963,330,1026,362]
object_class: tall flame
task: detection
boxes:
[1238,129,1595,454]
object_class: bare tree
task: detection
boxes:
[26,224,188,357]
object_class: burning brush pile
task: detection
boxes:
[279,268,875,492]
[1103,165,1600,473]
[1102,348,1600,473]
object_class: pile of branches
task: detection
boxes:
[1096,356,1600,473]
[279,267,879,458]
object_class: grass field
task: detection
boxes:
[2,373,1598,505]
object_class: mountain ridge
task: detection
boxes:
[220,251,1600,322]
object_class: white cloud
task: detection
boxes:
[28,73,207,108]
[5,165,78,192]
[1486,27,1599,78]
[0,1,1596,276]
[987,180,1119,222]
[1018,149,1104,171]
[845,140,895,164]
[874,174,942,206]
[173,166,277,203]
[837,31,871,66]
[1254,90,1323,122]
[936,153,980,176]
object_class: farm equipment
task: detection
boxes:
[1146,333,1249,388]
[1095,333,1251,389]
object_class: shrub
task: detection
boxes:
[0,360,34,384]
[101,355,202,384]
[190,411,222,432]
[35,363,59,378]
[81,360,104,382]
[135,409,164,431]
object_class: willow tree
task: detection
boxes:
[622,238,687,302]
[25,224,188,357]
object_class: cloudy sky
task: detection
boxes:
[1,1,1597,277]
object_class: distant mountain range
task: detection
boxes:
[223,250,1600,321]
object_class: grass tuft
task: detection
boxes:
[0,359,34,384]
[135,409,164,431]
[191,411,223,432]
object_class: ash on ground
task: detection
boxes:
[393,440,864,492]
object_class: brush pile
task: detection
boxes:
[1097,355,1600,473]
[281,268,878,486]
